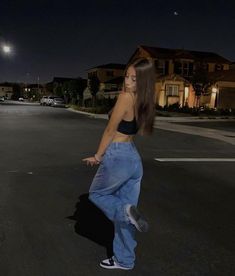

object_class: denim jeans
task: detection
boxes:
[89,141,143,269]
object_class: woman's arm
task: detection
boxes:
[95,92,130,159]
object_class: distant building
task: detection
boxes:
[46,76,87,95]
[86,63,126,99]
[23,83,44,99]
[127,45,234,109]
[0,82,14,99]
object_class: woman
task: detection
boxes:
[82,57,156,270]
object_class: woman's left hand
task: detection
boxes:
[82,156,100,166]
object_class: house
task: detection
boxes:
[127,45,233,109]
[230,62,235,70]
[86,63,126,99]
[207,69,235,109]
[23,83,44,99]
[45,77,87,101]
[0,82,14,99]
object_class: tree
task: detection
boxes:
[76,78,87,106]
[60,78,86,105]
[45,82,53,95]
[189,64,213,107]
[88,75,100,107]
[54,85,63,97]
[12,83,21,100]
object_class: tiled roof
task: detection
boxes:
[138,45,231,64]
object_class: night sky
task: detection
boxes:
[0,0,234,84]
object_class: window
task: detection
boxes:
[215,64,223,71]
[155,59,168,75]
[174,61,194,76]
[183,63,189,76]
[166,85,179,96]
[88,71,97,78]
[174,62,182,74]
[202,63,209,71]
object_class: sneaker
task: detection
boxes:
[100,257,132,270]
[126,205,149,232]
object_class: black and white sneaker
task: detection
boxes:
[126,204,149,232]
[100,257,132,270]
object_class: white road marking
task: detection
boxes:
[154,158,235,162]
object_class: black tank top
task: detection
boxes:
[108,112,139,135]
[108,93,139,135]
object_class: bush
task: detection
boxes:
[167,103,181,111]
[71,96,118,114]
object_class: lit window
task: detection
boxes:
[166,85,179,96]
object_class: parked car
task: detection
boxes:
[18,97,25,101]
[40,95,56,106]
[51,97,66,108]
[47,96,57,106]
[40,96,49,106]
[0,96,5,102]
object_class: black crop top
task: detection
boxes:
[108,111,139,135]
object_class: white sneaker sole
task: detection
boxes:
[100,263,132,270]
[126,205,149,232]
[100,258,132,270]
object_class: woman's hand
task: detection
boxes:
[82,156,100,166]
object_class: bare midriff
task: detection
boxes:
[111,131,134,142]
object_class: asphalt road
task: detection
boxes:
[0,102,235,276]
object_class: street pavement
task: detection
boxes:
[0,101,235,276]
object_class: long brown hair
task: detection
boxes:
[123,58,156,136]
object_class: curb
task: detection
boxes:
[67,107,235,122]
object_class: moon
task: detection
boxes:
[174,11,179,16]
[3,45,11,53]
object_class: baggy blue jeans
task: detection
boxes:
[89,141,143,269]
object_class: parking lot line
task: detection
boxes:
[154,158,235,162]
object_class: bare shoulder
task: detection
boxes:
[118,91,134,102]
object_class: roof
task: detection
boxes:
[208,69,235,82]
[87,63,126,71]
[129,45,231,64]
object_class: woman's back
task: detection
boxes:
[108,92,138,137]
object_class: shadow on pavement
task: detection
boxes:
[67,193,114,258]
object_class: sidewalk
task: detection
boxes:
[67,108,235,145]
[67,107,235,122]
